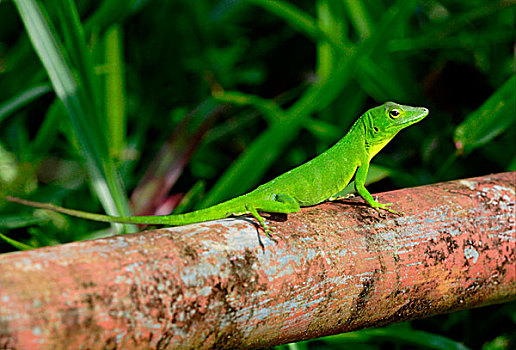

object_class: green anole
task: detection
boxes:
[7,102,428,236]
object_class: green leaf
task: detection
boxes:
[454,75,516,155]
[0,232,33,250]
[0,83,51,125]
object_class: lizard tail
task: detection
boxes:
[5,196,245,226]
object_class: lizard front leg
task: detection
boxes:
[355,161,401,215]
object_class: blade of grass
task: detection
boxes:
[84,0,134,35]
[247,0,351,53]
[52,0,104,128]
[426,0,516,39]
[388,30,516,52]
[104,25,126,158]
[388,0,516,53]
[315,1,369,137]
[172,180,205,215]
[0,83,51,125]
[213,90,285,124]
[356,59,414,102]
[0,232,33,250]
[316,0,347,83]
[0,215,47,229]
[214,89,342,141]
[343,0,372,39]
[342,0,417,102]
[316,1,334,83]
[247,0,323,43]
[509,155,516,171]
[29,99,63,155]
[13,0,134,233]
[454,75,516,155]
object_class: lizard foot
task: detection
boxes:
[375,204,402,216]
[372,198,402,216]
[261,224,276,240]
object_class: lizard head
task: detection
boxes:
[374,102,429,133]
[364,102,429,158]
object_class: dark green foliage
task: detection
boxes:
[0,0,514,348]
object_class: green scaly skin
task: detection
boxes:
[7,102,429,236]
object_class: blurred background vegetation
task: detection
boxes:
[0,0,514,348]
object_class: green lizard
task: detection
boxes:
[7,102,428,236]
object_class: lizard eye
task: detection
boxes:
[389,109,400,118]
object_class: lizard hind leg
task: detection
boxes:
[245,193,300,238]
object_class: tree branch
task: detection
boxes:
[1,172,515,349]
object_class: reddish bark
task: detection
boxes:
[1,172,515,350]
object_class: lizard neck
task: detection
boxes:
[360,111,397,160]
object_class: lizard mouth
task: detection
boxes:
[400,107,429,126]
[418,107,429,118]
[415,107,429,121]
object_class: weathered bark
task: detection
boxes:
[0,172,515,350]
